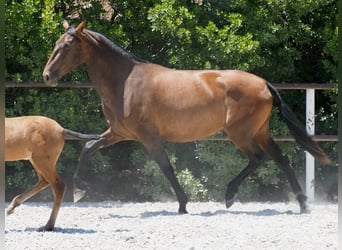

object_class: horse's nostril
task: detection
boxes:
[43,73,50,82]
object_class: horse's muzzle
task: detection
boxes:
[43,70,59,87]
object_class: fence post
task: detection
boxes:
[305,89,315,202]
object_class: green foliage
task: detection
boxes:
[5,0,63,81]
[177,168,208,201]
[194,141,248,200]
[5,161,37,190]
[132,149,208,202]
[148,0,262,69]
[131,149,176,201]
[138,159,175,201]
[5,88,105,133]
[230,0,338,82]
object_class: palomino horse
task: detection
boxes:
[5,116,101,231]
[43,21,330,214]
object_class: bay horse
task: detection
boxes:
[5,116,101,231]
[43,21,330,214]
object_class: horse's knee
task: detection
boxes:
[82,140,93,154]
[80,139,102,157]
[58,180,66,193]
[53,179,66,199]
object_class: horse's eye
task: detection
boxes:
[63,43,71,49]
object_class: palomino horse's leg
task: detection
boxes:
[7,174,49,215]
[31,156,66,231]
[225,145,265,209]
[257,136,308,213]
[144,142,188,214]
[73,129,116,202]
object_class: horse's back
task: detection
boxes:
[5,116,64,161]
[139,65,271,103]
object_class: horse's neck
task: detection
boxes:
[86,45,135,87]
[85,49,136,110]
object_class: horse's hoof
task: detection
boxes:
[6,208,14,216]
[178,209,188,214]
[178,203,188,214]
[73,188,86,203]
[37,226,54,232]
[226,195,237,209]
[296,193,309,214]
[300,205,310,214]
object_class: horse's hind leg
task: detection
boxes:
[7,174,49,215]
[256,135,307,213]
[31,157,66,231]
[225,141,265,209]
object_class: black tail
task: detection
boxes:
[266,82,330,165]
[63,129,102,140]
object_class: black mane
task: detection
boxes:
[80,27,149,63]
[66,26,148,63]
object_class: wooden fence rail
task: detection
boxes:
[5,81,336,89]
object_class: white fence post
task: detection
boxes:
[305,89,315,202]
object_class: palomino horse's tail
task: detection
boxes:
[64,129,102,140]
[266,82,331,165]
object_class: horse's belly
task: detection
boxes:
[5,141,31,161]
[158,113,224,142]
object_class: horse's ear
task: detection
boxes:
[63,20,69,30]
[76,21,86,35]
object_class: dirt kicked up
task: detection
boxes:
[5,201,337,250]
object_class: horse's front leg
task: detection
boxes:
[73,128,116,202]
[144,141,188,214]
[7,175,49,215]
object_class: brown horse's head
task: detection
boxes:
[43,21,87,86]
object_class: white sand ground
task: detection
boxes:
[5,201,338,250]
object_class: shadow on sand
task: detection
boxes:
[6,227,98,234]
[197,209,298,217]
[139,208,298,218]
